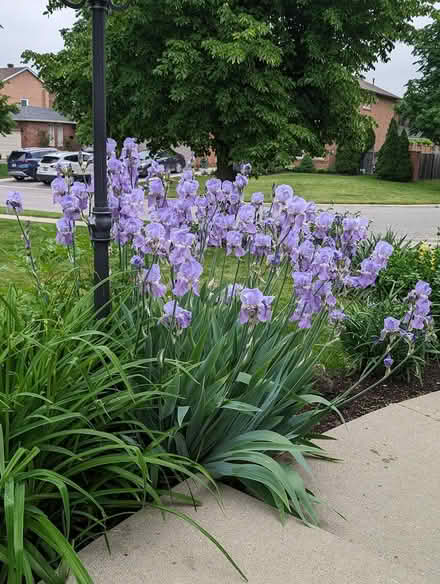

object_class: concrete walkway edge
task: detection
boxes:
[68,391,440,583]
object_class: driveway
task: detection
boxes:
[317,203,440,243]
[0,179,55,215]
[1,178,439,243]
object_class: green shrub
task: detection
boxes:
[376,119,412,181]
[374,242,440,324]
[297,154,315,173]
[353,229,411,270]
[341,296,435,380]
[395,129,412,182]
[335,146,361,175]
[409,137,433,146]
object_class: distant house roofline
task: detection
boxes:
[359,78,401,100]
[12,105,76,125]
[0,66,41,83]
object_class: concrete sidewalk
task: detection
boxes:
[69,391,440,583]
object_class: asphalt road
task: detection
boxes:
[1,178,439,242]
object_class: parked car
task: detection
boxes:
[7,148,58,181]
[138,149,186,177]
[36,151,93,184]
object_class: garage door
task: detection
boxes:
[0,130,22,162]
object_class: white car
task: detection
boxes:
[36,151,93,185]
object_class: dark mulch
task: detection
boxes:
[314,362,440,433]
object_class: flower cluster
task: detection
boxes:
[42,138,397,333]
[51,164,90,246]
[379,280,434,368]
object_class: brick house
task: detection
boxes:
[0,64,77,159]
[297,79,401,171]
[192,79,401,172]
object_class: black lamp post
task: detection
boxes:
[61,0,126,316]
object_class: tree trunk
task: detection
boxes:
[215,140,236,181]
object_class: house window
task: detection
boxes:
[48,125,55,147]
[20,98,29,107]
[56,126,64,147]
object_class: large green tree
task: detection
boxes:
[398,11,440,143]
[25,0,434,178]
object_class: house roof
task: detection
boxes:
[359,79,401,100]
[12,106,75,125]
[0,66,40,83]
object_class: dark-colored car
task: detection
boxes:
[7,148,58,181]
[138,149,186,177]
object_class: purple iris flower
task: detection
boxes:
[59,195,80,220]
[238,204,255,223]
[177,179,199,198]
[5,191,23,213]
[170,228,195,248]
[314,212,334,238]
[224,283,244,303]
[380,317,401,341]
[251,234,272,257]
[51,177,67,201]
[226,230,246,257]
[222,180,234,195]
[384,354,393,369]
[403,280,432,331]
[329,309,345,323]
[149,177,164,195]
[274,185,293,204]
[107,138,117,155]
[56,217,74,246]
[415,280,432,297]
[240,163,252,176]
[251,192,265,205]
[130,255,144,268]
[108,155,123,174]
[234,174,248,190]
[239,288,274,324]
[142,264,166,297]
[173,258,203,297]
[148,160,165,177]
[161,301,192,329]
[120,216,143,236]
[206,178,222,193]
[372,240,393,268]
[123,137,137,153]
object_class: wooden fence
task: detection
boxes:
[417,153,440,180]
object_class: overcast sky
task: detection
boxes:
[0,1,435,98]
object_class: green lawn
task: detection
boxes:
[0,164,7,178]
[246,173,440,205]
[0,219,90,292]
[162,172,440,205]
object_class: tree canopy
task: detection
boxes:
[26,0,435,177]
[398,11,440,144]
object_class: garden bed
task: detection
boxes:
[316,362,440,433]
